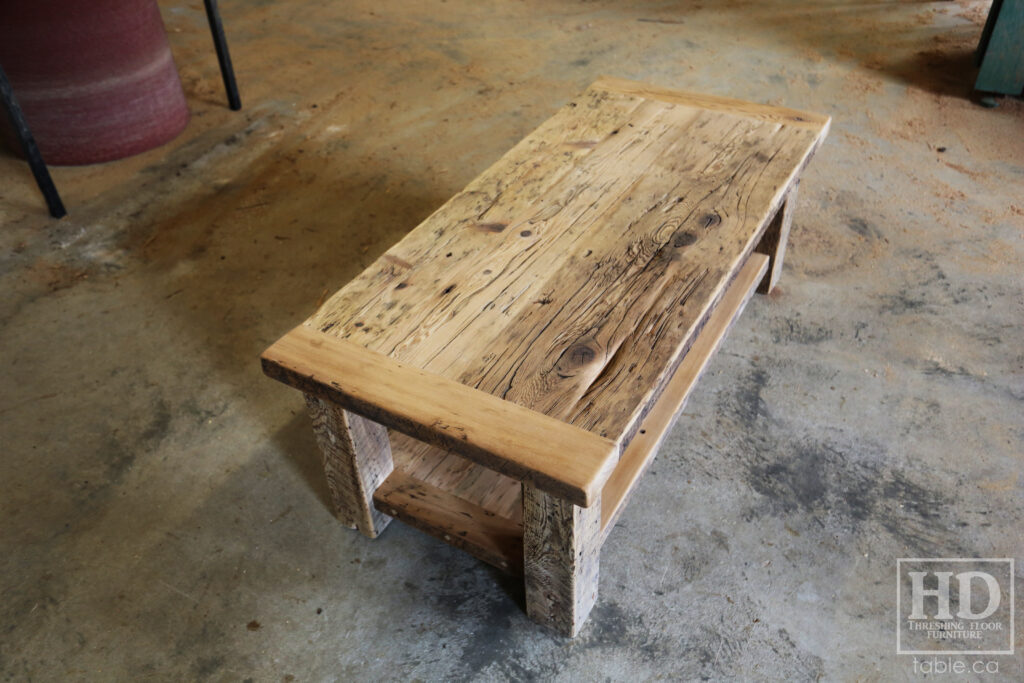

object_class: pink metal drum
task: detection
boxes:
[0,0,189,165]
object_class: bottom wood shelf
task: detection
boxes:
[372,253,770,573]
[599,253,769,539]
[374,432,523,573]
[373,464,524,574]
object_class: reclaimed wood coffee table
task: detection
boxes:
[262,77,829,636]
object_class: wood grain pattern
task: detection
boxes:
[287,78,828,458]
[304,395,393,537]
[523,484,602,637]
[264,328,619,507]
[373,468,523,574]
[600,254,769,538]
[754,181,798,294]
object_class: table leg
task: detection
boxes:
[202,0,242,111]
[305,395,393,537]
[0,63,66,219]
[755,181,799,294]
[523,484,601,637]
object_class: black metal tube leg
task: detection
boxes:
[203,0,242,111]
[0,63,66,218]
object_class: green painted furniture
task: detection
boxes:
[976,0,1024,96]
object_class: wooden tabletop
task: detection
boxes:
[265,76,829,503]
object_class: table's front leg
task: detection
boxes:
[305,395,393,538]
[755,180,799,294]
[523,484,602,637]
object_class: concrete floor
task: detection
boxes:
[2,0,1022,680]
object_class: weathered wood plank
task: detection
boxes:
[304,395,393,537]
[516,114,810,442]
[600,254,769,537]
[524,484,602,637]
[307,89,647,343]
[373,468,523,574]
[263,327,619,507]
[296,79,828,453]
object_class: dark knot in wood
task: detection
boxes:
[570,345,595,365]
[555,339,602,378]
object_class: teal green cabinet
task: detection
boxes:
[976,0,1024,95]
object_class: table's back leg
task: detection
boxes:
[202,0,242,111]
[755,181,799,294]
[305,395,393,538]
[0,63,66,219]
[523,485,602,637]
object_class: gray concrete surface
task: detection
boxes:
[2,0,1022,680]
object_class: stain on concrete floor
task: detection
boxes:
[1,0,1022,680]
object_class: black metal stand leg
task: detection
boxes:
[0,63,66,218]
[203,0,242,111]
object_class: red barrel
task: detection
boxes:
[0,0,189,165]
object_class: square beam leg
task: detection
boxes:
[755,181,799,294]
[523,485,601,637]
[304,395,393,538]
